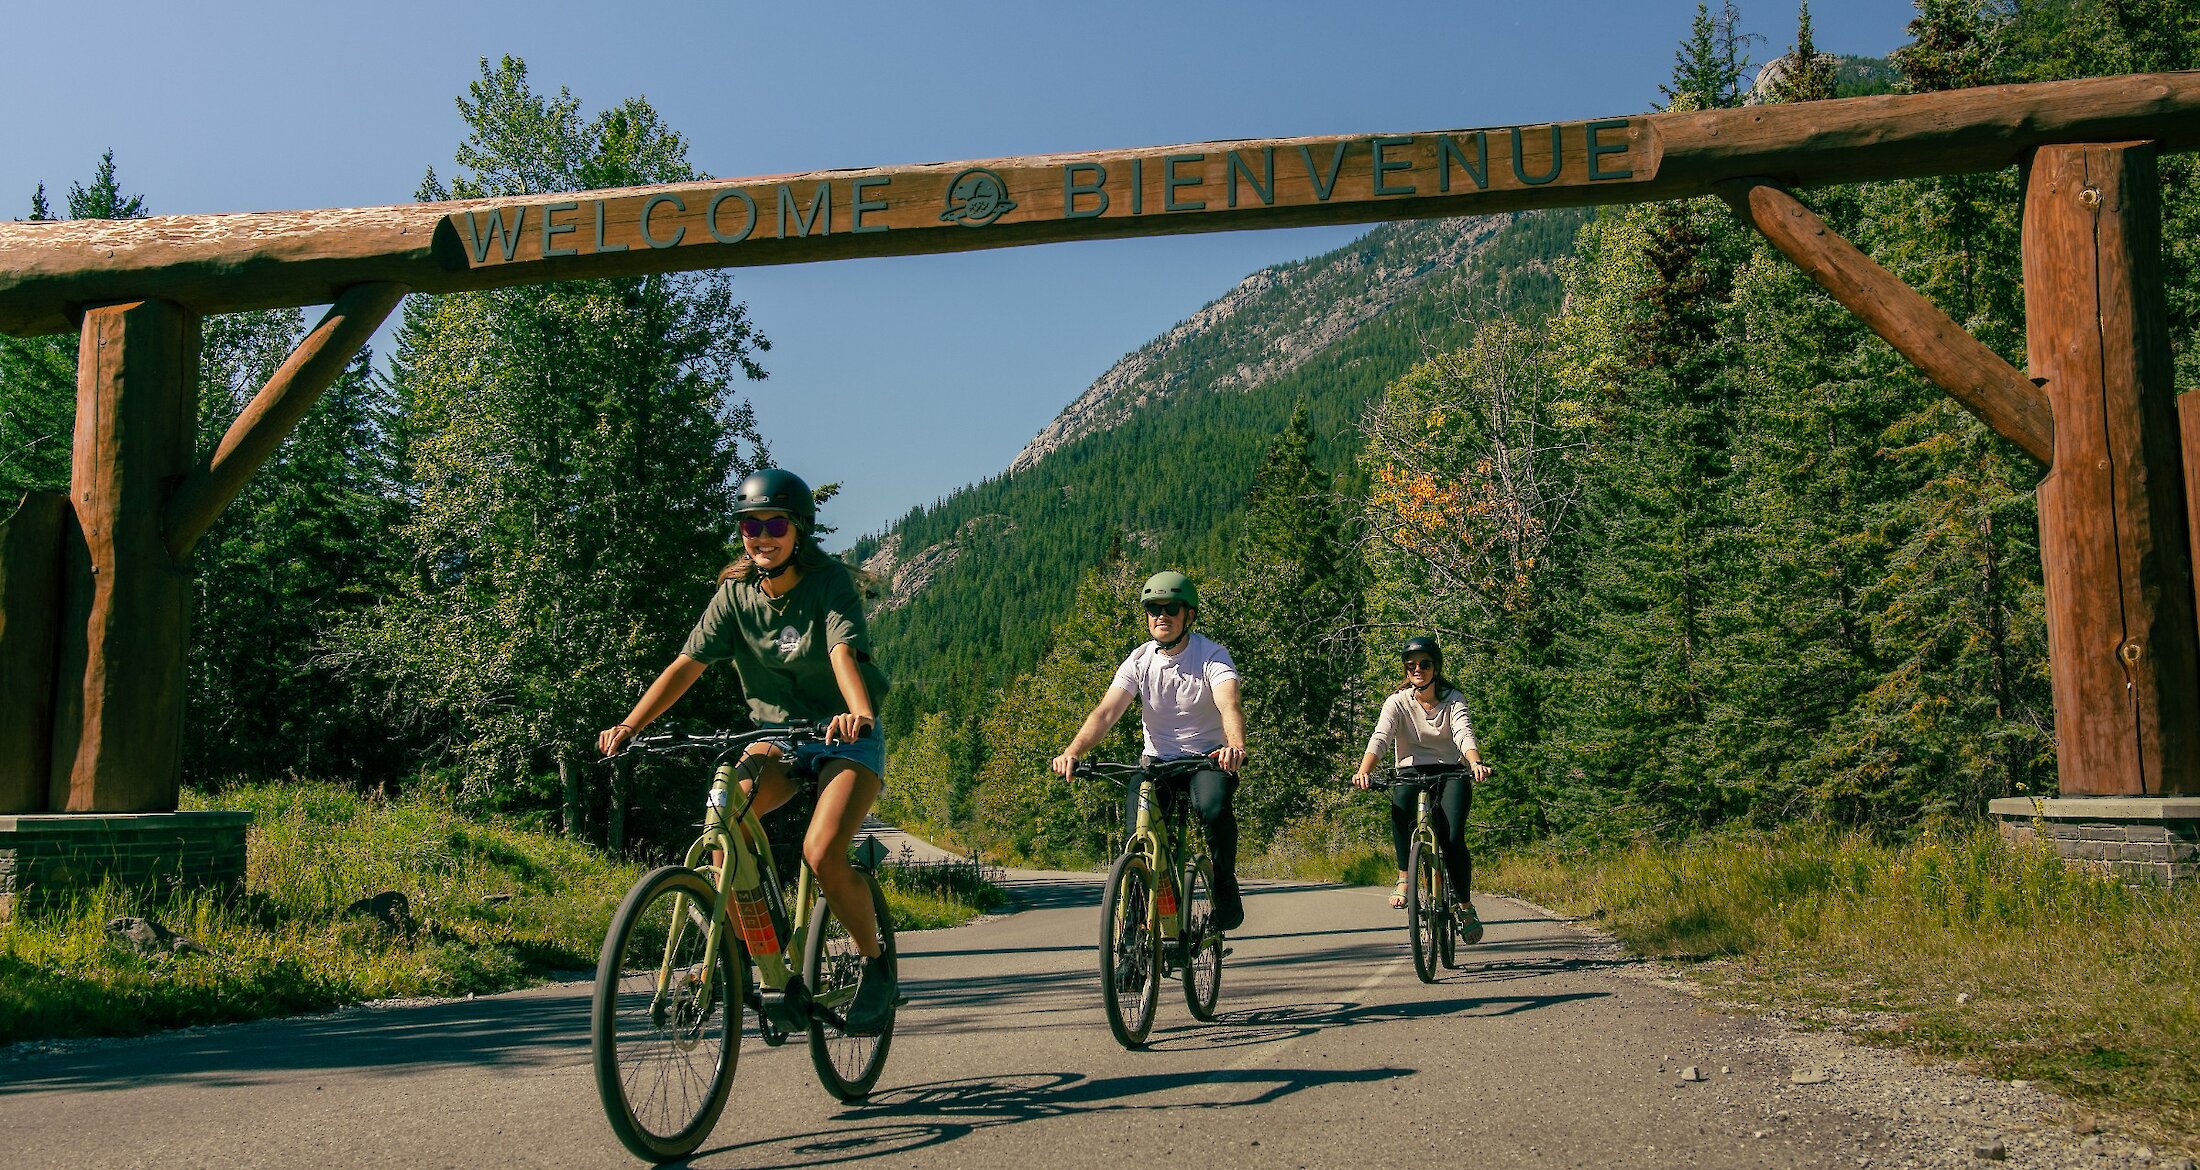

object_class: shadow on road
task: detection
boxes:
[1139,989,1607,1053]
[0,988,587,1095]
[689,1065,1412,1168]
[993,872,1100,915]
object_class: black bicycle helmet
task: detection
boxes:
[1401,635,1442,665]
[732,468,816,527]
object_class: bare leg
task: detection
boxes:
[719,744,796,870]
[804,760,885,958]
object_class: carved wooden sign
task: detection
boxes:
[444,118,1653,270]
[1,73,2196,336]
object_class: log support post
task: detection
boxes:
[49,299,201,813]
[2182,389,2200,636]
[1,492,70,814]
[2025,142,2200,797]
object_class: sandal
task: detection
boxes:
[1388,882,1407,910]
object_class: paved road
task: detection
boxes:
[0,869,2017,1169]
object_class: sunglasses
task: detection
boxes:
[738,516,793,539]
[1143,602,1187,618]
[1404,658,1436,672]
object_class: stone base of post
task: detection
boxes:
[0,810,250,920]
[1989,796,2200,886]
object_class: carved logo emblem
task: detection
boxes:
[777,626,802,657]
[939,168,1016,227]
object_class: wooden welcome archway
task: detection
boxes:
[3,73,2197,828]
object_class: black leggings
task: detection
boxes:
[1122,762,1240,892]
[1390,769,1471,900]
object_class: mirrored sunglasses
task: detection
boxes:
[739,516,793,538]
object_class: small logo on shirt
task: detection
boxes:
[777,626,802,657]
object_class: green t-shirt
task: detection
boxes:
[679,561,891,725]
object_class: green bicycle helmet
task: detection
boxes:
[1140,570,1199,610]
[732,468,815,527]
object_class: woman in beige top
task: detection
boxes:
[1351,636,1490,937]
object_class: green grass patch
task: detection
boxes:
[1242,808,1395,885]
[1482,826,2200,1149]
[1,782,1005,1046]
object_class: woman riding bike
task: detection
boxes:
[596,467,899,1035]
[1350,635,1490,940]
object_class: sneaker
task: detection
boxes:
[1211,878,1245,934]
[843,955,897,1036]
[1458,901,1484,945]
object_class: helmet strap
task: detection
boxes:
[1155,630,1190,652]
[757,559,793,581]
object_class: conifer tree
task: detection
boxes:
[1765,2,1838,104]
[333,58,771,837]
[1661,1,1755,110]
[0,152,149,496]
[969,551,1146,863]
[1210,402,1363,843]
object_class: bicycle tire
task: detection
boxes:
[1407,839,1443,984]
[1439,891,1460,969]
[1099,852,1161,1048]
[1181,858,1223,1021]
[592,865,743,1162]
[803,867,897,1102]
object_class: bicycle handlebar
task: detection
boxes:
[613,723,831,759]
[1347,764,1475,789]
[1072,757,1221,787]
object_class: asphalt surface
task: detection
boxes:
[1,867,1951,1169]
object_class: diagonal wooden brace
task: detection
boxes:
[1716,178,2054,466]
[161,281,408,561]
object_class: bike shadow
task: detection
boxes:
[1138,989,1607,1053]
[684,1065,1411,1169]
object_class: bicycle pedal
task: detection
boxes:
[1220,946,1234,958]
[893,996,910,1007]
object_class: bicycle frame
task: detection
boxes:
[646,747,829,1032]
[1117,761,1213,941]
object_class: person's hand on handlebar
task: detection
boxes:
[598,723,637,757]
[1050,752,1079,780]
[826,712,874,745]
[1208,743,1246,773]
[1471,760,1492,782]
[1351,769,1374,790]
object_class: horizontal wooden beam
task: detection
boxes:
[1717,178,2055,464]
[1,72,2198,336]
[161,282,407,560]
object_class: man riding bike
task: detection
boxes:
[1051,571,1250,933]
[1351,635,1490,940]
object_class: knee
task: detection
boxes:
[804,837,848,877]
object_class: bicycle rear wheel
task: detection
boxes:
[803,868,897,1102]
[592,865,743,1162]
[1406,839,1443,984]
[1180,858,1222,1021]
[1100,852,1161,1048]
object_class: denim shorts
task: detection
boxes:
[772,727,886,784]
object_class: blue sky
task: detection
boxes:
[2,0,1924,540]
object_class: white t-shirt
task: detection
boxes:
[1109,633,1240,759]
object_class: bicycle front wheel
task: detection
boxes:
[1407,839,1444,984]
[1099,852,1161,1048]
[592,865,743,1163]
[1180,858,1222,1021]
[803,867,897,1102]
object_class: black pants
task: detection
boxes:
[1390,768,1471,900]
[1123,760,1240,895]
